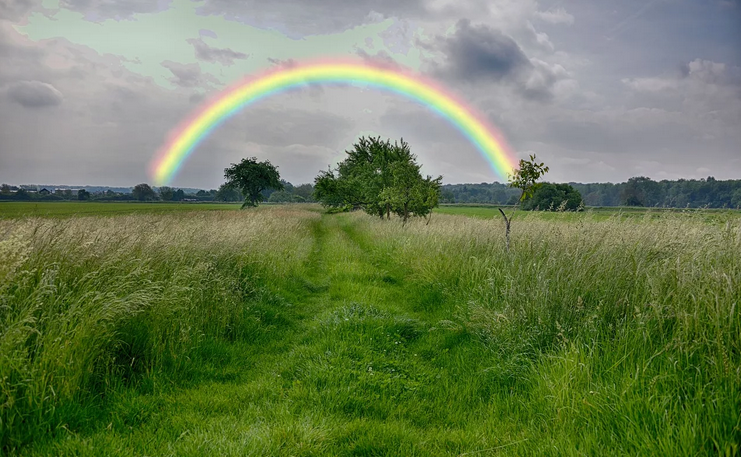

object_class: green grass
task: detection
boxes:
[1,206,739,455]
[435,204,741,223]
[0,201,244,218]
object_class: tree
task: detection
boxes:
[732,188,741,209]
[215,183,243,202]
[13,189,31,200]
[172,189,185,201]
[268,190,295,203]
[498,154,549,252]
[293,184,315,202]
[522,183,582,211]
[77,189,90,200]
[132,183,157,201]
[224,157,283,208]
[159,186,175,201]
[0,184,10,195]
[313,136,442,221]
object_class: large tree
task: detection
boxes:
[224,157,283,208]
[313,136,441,221]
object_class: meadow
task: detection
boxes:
[0,204,739,455]
[0,201,242,218]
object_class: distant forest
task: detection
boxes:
[441,176,741,208]
[3,176,741,208]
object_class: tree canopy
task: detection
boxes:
[224,157,283,208]
[132,183,157,201]
[313,136,442,222]
[522,183,582,211]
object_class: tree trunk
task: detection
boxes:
[498,208,511,253]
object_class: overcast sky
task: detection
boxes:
[1,0,739,188]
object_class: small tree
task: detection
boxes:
[224,157,283,208]
[498,154,549,252]
[77,189,90,200]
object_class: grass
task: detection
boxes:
[1,205,739,455]
[435,204,741,223]
[0,201,244,218]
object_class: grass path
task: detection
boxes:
[19,214,533,456]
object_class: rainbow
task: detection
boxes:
[150,58,518,186]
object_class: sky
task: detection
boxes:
[0,0,739,188]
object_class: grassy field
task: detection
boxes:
[436,204,741,222]
[0,201,243,218]
[1,205,739,455]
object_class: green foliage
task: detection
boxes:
[522,183,583,211]
[268,190,305,203]
[76,189,90,201]
[223,157,283,208]
[313,136,442,220]
[132,183,157,201]
[293,183,315,202]
[214,183,243,202]
[508,154,550,202]
[157,186,174,201]
[441,177,741,208]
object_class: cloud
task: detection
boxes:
[161,60,221,88]
[430,19,530,82]
[426,19,569,102]
[0,0,39,21]
[6,80,63,107]
[355,48,401,70]
[534,7,575,25]
[186,37,248,66]
[680,59,741,86]
[194,0,429,36]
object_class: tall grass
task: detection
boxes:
[0,207,318,450]
[2,206,739,454]
[356,211,740,454]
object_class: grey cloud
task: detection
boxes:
[432,19,530,82]
[680,59,741,86]
[0,0,39,21]
[199,29,218,38]
[534,7,574,25]
[356,48,401,70]
[189,92,206,104]
[161,61,221,88]
[6,80,63,107]
[195,0,429,36]
[186,37,248,66]
[267,57,297,68]
[427,19,568,102]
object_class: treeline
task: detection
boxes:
[443,176,741,208]
[0,182,316,203]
